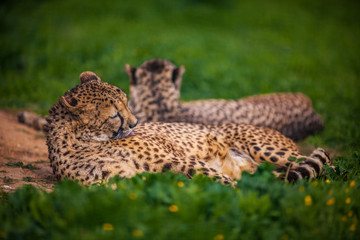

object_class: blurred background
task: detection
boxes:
[0,0,359,153]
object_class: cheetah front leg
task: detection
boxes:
[158,158,237,186]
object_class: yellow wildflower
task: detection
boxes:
[177,181,184,187]
[280,234,289,240]
[349,223,356,232]
[304,195,312,206]
[350,180,356,187]
[214,234,224,240]
[298,186,304,192]
[326,179,330,183]
[169,205,179,212]
[345,198,351,204]
[102,223,114,231]
[285,208,293,214]
[133,229,144,237]
[129,193,138,200]
[326,197,336,206]
[348,211,353,217]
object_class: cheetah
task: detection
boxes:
[45,71,331,185]
[125,59,324,141]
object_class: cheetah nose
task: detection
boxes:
[129,121,138,129]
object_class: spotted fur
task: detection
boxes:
[46,71,331,185]
[125,59,324,141]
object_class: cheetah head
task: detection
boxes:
[59,71,138,141]
[125,59,185,122]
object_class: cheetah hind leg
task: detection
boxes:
[275,148,331,182]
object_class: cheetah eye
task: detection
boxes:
[110,113,118,119]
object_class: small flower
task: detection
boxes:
[304,195,312,206]
[169,205,179,212]
[350,180,356,187]
[326,179,330,183]
[102,223,114,231]
[326,197,336,206]
[177,181,184,187]
[345,198,351,204]
[298,186,304,192]
[129,193,137,200]
[312,181,318,187]
[341,216,347,222]
[349,223,356,232]
[280,234,289,240]
[132,229,144,237]
[214,234,224,240]
[285,208,293,214]
[348,211,353,217]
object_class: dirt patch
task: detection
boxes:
[0,110,56,193]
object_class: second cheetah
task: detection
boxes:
[125,59,324,141]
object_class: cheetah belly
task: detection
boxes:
[208,147,259,179]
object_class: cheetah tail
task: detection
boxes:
[280,148,331,182]
[17,111,48,132]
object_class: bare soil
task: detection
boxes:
[0,110,56,193]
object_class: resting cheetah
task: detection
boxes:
[125,59,324,141]
[45,71,331,185]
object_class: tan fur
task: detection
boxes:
[126,59,324,141]
[46,71,331,185]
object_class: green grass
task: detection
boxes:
[0,0,359,239]
[6,161,38,170]
[1,168,360,240]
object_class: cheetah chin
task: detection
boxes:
[113,128,135,140]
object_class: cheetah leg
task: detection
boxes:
[58,160,139,185]
[164,158,237,186]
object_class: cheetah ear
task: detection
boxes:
[171,66,185,90]
[60,96,82,113]
[79,71,101,84]
[125,64,137,85]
